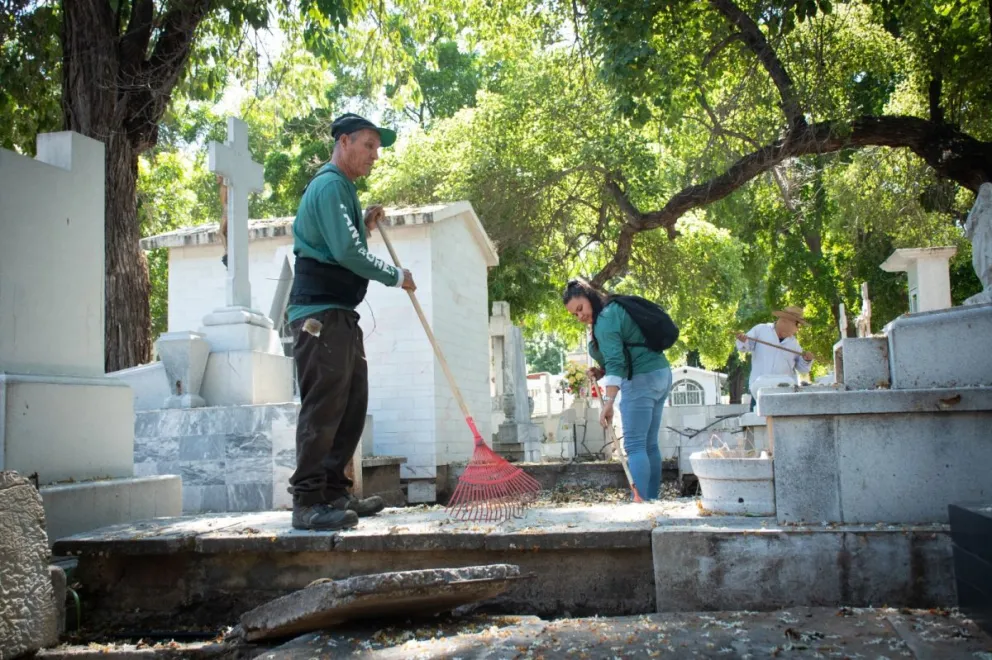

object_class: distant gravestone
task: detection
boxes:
[490,302,542,462]
[0,471,57,657]
[854,282,872,337]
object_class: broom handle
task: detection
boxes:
[737,333,805,357]
[376,221,484,444]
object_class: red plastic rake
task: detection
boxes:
[377,221,541,522]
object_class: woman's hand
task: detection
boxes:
[600,401,614,429]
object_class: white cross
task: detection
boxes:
[208,117,264,310]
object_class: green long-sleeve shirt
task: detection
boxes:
[288,163,402,323]
[589,302,670,386]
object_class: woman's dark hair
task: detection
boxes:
[562,278,609,324]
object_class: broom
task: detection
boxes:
[733,331,806,357]
[588,377,644,502]
[376,219,541,522]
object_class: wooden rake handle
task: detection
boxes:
[736,332,805,357]
[376,221,483,443]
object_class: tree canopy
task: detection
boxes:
[1,0,987,379]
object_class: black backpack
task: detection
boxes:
[593,295,680,379]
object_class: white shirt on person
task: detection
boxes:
[736,322,812,393]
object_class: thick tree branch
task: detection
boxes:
[123,0,211,150]
[593,224,638,287]
[603,173,646,231]
[701,31,745,69]
[928,72,944,124]
[708,0,806,132]
[592,115,992,284]
[119,0,153,71]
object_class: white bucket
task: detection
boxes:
[689,449,775,516]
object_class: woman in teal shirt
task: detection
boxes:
[562,279,673,500]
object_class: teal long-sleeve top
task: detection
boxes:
[288,163,402,323]
[589,301,670,386]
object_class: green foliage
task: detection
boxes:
[524,333,567,374]
[0,3,61,152]
[137,150,220,337]
[368,51,667,329]
[624,217,748,370]
[7,0,987,378]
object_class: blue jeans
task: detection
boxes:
[618,368,673,500]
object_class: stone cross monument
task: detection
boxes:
[206,117,266,323]
[196,116,294,406]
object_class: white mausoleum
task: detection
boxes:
[141,202,498,500]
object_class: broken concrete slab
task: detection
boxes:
[1,471,58,658]
[238,565,522,642]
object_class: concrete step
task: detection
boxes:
[41,475,181,546]
[651,519,954,612]
[52,503,956,631]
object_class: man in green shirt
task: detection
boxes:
[287,113,416,530]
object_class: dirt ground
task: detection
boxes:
[41,607,992,659]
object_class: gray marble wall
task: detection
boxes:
[134,403,298,513]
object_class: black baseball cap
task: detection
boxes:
[330,113,396,147]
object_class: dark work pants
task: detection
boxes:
[289,308,368,506]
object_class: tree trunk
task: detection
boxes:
[62,0,152,371]
[104,140,152,371]
[725,351,746,404]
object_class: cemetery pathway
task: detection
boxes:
[38,607,992,658]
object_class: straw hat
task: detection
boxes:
[772,306,808,325]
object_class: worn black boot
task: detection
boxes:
[329,494,386,517]
[292,503,359,530]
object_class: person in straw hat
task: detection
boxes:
[735,306,814,411]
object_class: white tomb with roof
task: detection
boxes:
[133,199,497,505]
